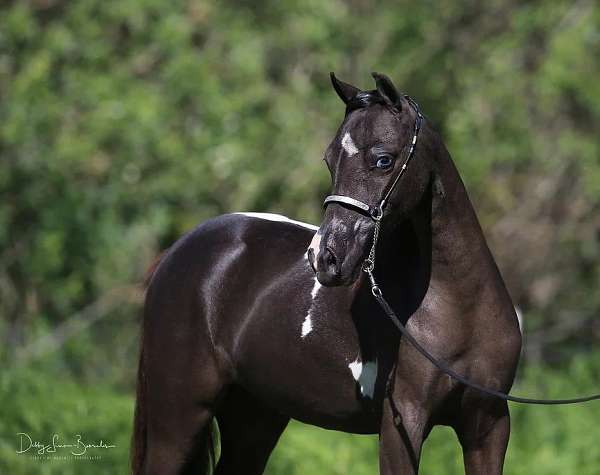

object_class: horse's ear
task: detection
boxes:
[372,72,402,111]
[330,72,359,105]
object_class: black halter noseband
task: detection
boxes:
[321,95,600,406]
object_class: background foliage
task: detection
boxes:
[0,0,598,473]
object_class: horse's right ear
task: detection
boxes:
[330,72,359,105]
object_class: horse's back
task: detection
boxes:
[143,212,318,364]
[143,213,384,432]
[146,212,316,293]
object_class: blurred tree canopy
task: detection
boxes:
[1,1,599,474]
[1,0,598,367]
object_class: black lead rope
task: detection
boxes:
[372,280,600,405]
[324,95,600,405]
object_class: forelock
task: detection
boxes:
[345,90,386,114]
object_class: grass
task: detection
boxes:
[1,353,598,474]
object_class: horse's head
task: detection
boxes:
[308,72,432,286]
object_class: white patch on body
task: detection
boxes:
[301,276,322,338]
[348,356,378,399]
[348,359,363,380]
[234,212,318,231]
[301,314,313,338]
[341,132,359,157]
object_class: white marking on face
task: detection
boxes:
[307,230,322,262]
[348,356,378,399]
[341,132,359,157]
[301,276,322,338]
[234,212,318,231]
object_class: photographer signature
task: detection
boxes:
[17,432,116,456]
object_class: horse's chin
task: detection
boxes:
[316,266,362,287]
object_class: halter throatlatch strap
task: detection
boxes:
[323,93,600,406]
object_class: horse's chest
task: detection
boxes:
[236,272,395,432]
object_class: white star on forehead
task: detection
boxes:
[341,132,359,156]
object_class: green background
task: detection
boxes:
[1,0,599,473]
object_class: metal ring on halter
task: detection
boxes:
[370,203,384,221]
[371,285,382,298]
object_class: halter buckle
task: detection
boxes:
[370,204,384,221]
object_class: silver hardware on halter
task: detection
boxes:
[323,195,384,222]
[323,195,373,215]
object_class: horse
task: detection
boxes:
[131,72,522,475]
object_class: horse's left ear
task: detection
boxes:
[330,72,360,104]
[372,72,402,111]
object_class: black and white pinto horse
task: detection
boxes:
[132,73,522,474]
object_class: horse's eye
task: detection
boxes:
[376,156,393,169]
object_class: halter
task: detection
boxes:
[320,95,600,405]
[324,95,423,296]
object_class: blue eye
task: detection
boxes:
[376,156,393,169]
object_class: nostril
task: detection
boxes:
[324,247,340,275]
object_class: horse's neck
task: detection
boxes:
[411,151,504,302]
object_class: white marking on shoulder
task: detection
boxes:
[341,132,359,157]
[348,356,378,399]
[301,276,322,338]
[349,359,362,380]
[235,212,318,231]
[310,278,321,299]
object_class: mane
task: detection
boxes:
[345,89,386,114]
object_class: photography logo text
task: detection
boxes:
[16,432,116,461]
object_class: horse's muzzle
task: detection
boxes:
[308,212,372,286]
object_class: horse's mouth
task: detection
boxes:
[315,261,363,287]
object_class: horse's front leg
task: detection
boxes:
[454,396,510,475]
[379,394,428,475]
[379,362,433,475]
